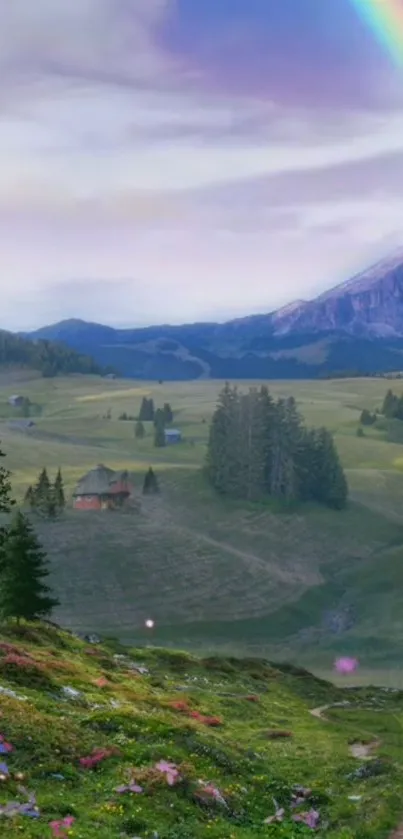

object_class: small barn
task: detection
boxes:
[164,428,182,445]
[8,394,24,407]
[73,464,133,510]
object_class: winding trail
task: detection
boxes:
[310,703,403,837]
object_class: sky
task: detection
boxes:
[1,0,403,331]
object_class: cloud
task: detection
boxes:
[0,0,402,330]
[0,0,172,92]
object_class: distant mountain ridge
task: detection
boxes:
[22,249,403,380]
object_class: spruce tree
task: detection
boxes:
[24,485,34,508]
[139,398,155,422]
[0,445,14,515]
[142,467,159,494]
[0,444,14,558]
[0,511,59,623]
[163,403,173,424]
[154,414,166,447]
[153,408,165,428]
[53,468,65,512]
[206,383,239,494]
[135,420,145,439]
[382,389,398,418]
[33,468,55,518]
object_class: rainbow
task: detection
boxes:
[349,0,403,66]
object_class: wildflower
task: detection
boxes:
[79,747,119,769]
[0,735,13,754]
[0,787,40,819]
[94,677,109,688]
[293,809,320,829]
[198,782,228,808]
[264,806,285,824]
[50,815,75,838]
[155,760,180,786]
[169,700,191,712]
[115,782,143,794]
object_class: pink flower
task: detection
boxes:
[94,677,109,688]
[115,782,143,794]
[200,783,228,808]
[49,815,75,838]
[334,657,358,675]
[155,760,180,786]
[293,809,320,829]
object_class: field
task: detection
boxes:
[1,371,403,675]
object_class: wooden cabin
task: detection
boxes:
[73,464,133,510]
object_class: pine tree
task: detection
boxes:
[0,444,14,557]
[153,408,165,428]
[306,428,348,509]
[33,468,54,518]
[142,467,159,495]
[135,420,145,439]
[53,468,65,512]
[139,398,155,422]
[163,403,173,424]
[0,445,14,515]
[206,383,239,494]
[382,389,398,418]
[24,485,34,508]
[0,511,59,623]
[154,414,166,447]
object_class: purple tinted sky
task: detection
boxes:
[1,0,403,330]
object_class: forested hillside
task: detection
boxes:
[0,330,104,377]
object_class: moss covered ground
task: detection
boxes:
[0,623,403,838]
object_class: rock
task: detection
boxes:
[84,634,102,645]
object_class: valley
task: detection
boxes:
[1,372,403,677]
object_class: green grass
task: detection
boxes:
[1,622,403,838]
[2,373,403,670]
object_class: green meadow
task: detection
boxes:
[1,372,403,675]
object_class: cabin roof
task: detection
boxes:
[73,464,130,497]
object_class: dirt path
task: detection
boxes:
[309,704,331,720]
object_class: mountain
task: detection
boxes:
[24,250,403,380]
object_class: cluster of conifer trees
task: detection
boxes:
[24,468,65,518]
[206,384,348,509]
[381,389,403,421]
[137,398,174,447]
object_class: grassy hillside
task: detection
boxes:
[1,374,403,671]
[1,623,403,838]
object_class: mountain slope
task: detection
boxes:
[24,250,403,380]
[2,621,403,838]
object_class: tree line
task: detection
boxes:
[0,330,105,378]
[0,446,59,622]
[206,384,348,509]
